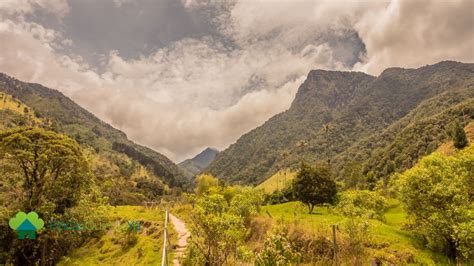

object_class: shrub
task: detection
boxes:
[336,190,387,221]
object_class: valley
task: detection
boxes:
[0,61,473,265]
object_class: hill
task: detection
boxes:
[207,61,474,185]
[255,169,296,194]
[178,147,219,178]
[0,74,186,203]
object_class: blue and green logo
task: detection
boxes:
[9,212,44,239]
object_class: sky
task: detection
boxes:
[0,0,473,162]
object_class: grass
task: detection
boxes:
[58,205,175,266]
[255,169,296,194]
[260,201,451,265]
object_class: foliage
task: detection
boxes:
[265,186,294,205]
[185,186,263,265]
[207,61,474,185]
[397,146,474,262]
[336,190,387,221]
[448,120,469,149]
[340,217,371,261]
[255,227,302,265]
[292,163,337,213]
[256,223,337,265]
[0,74,185,190]
[260,201,451,265]
[58,206,166,265]
[0,127,90,213]
[0,127,102,265]
[194,174,219,196]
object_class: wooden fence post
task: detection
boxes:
[162,208,169,266]
[332,224,338,266]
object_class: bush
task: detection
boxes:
[255,229,301,265]
[256,224,334,265]
[336,190,387,221]
[184,186,262,265]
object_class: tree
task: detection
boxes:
[0,127,97,265]
[0,127,90,213]
[194,174,219,196]
[292,162,337,213]
[397,146,473,262]
[448,121,468,149]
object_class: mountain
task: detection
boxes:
[207,61,474,185]
[179,147,219,178]
[0,73,186,200]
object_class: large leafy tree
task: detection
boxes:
[397,146,473,262]
[292,163,337,213]
[0,127,90,213]
[0,127,97,265]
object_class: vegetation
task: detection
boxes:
[0,76,186,205]
[58,206,169,265]
[194,174,219,196]
[208,61,474,185]
[0,127,90,212]
[292,163,337,213]
[184,185,263,265]
[0,127,102,265]
[0,73,186,192]
[396,146,473,262]
[448,120,469,149]
[0,62,472,265]
[336,190,387,221]
[255,169,296,194]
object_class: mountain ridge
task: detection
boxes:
[207,60,474,185]
[179,147,219,178]
[0,72,185,188]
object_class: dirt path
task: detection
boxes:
[169,213,190,266]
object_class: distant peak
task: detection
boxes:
[203,147,219,153]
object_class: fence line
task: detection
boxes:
[161,208,169,266]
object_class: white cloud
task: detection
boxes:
[354,0,474,74]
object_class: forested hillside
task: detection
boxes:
[0,74,186,203]
[207,61,474,185]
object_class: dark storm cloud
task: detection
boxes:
[29,0,219,68]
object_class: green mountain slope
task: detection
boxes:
[207,61,474,184]
[0,73,185,191]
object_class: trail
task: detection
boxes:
[169,213,190,266]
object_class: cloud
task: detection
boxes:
[0,0,472,162]
[0,0,69,18]
[354,0,474,74]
